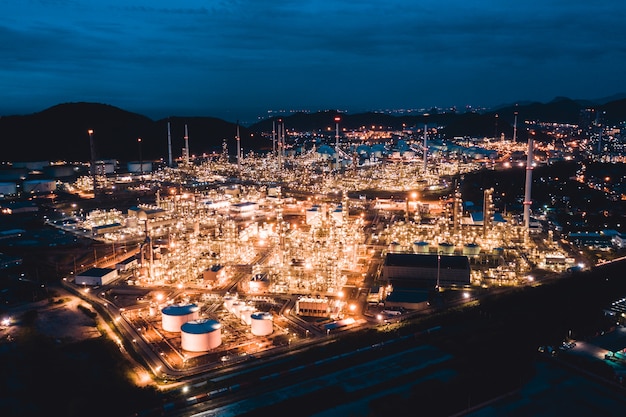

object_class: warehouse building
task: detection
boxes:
[382,253,470,289]
[74,267,118,286]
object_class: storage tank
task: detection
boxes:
[331,206,343,225]
[0,182,17,196]
[43,164,79,178]
[462,243,481,256]
[181,319,222,352]
[250,312,273,336]
[438,242,455,255]
[230,301,245,318]
[388,242,402,252]
[240,306,255,326]
[161,303,200,332]
[127,161,153,173]
[223,295,236,311]
[22,179,56,193]
[249,274,270,293]
[306,205,321,226]
[413,241,430,254]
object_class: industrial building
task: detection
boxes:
[74,267,118,286]
[382,253,471,289]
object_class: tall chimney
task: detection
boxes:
[523,131,535,230]
[167,121,173,167]
[184,124,189,165]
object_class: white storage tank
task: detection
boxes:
[463,243,481,256]
[240,305,255,326]
[0,182,17,196]
[250,312,273,336]
[230,301,245,318]
[331,206,343,225]
[249,274,270,293]
[413,241,430,254]
[181,319,222,352]
[438,242,455,255]
[306,205,321,226]
[223,295,236,311]
[22,179,56,193]
[388,242,402,252]
[127,161,153,173]
[492,247,504,256]
[161,303,200,332]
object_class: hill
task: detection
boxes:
[2,96,625,162]
[0,103,256,162]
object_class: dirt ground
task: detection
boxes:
[0,287,102,344]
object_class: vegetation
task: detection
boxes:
[0,317,160,417]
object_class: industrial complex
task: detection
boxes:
[4,113,620,403]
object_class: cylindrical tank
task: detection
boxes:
[0,182,17,196]
[161,303,200,332]
[438,242,455,255]
[231,301,245,318]
[388,242,402,252]
[181,319,222,352]
[240,305,255,326]
[249,274,270,293]
[43,164,79,178]
[463,243,481,256]
[127,161,153,173]
[492,247,504,256]
[331,208,343,225]
[22,179,56,193]
[251,312,273,336]
[413,241,430,254]
[223,295,236,311]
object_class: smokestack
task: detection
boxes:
[523,131,535,229]
[272,120,276,156]
[277,119,283,170]
[512,106,518,143]
[236,122,241,170]
[184,124,190,164]
[482,188,494,239]
[423,114,428,173]
[167,121,173,167]
[334,115,341,170]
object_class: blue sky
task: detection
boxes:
[1,0,625,123]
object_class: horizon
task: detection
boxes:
[2,1,625,124]
[2,91,624,127]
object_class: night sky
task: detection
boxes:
[2,0,625,123]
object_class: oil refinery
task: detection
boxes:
[51,125,582,382]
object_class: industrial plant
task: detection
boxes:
[25,115,589,383]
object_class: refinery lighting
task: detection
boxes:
[51,119,585,375]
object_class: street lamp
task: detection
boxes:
[436,251,441,291]
[137,137,143,175]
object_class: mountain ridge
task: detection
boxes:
[1,96,625,162]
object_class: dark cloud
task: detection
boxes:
[1,0,625,121]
